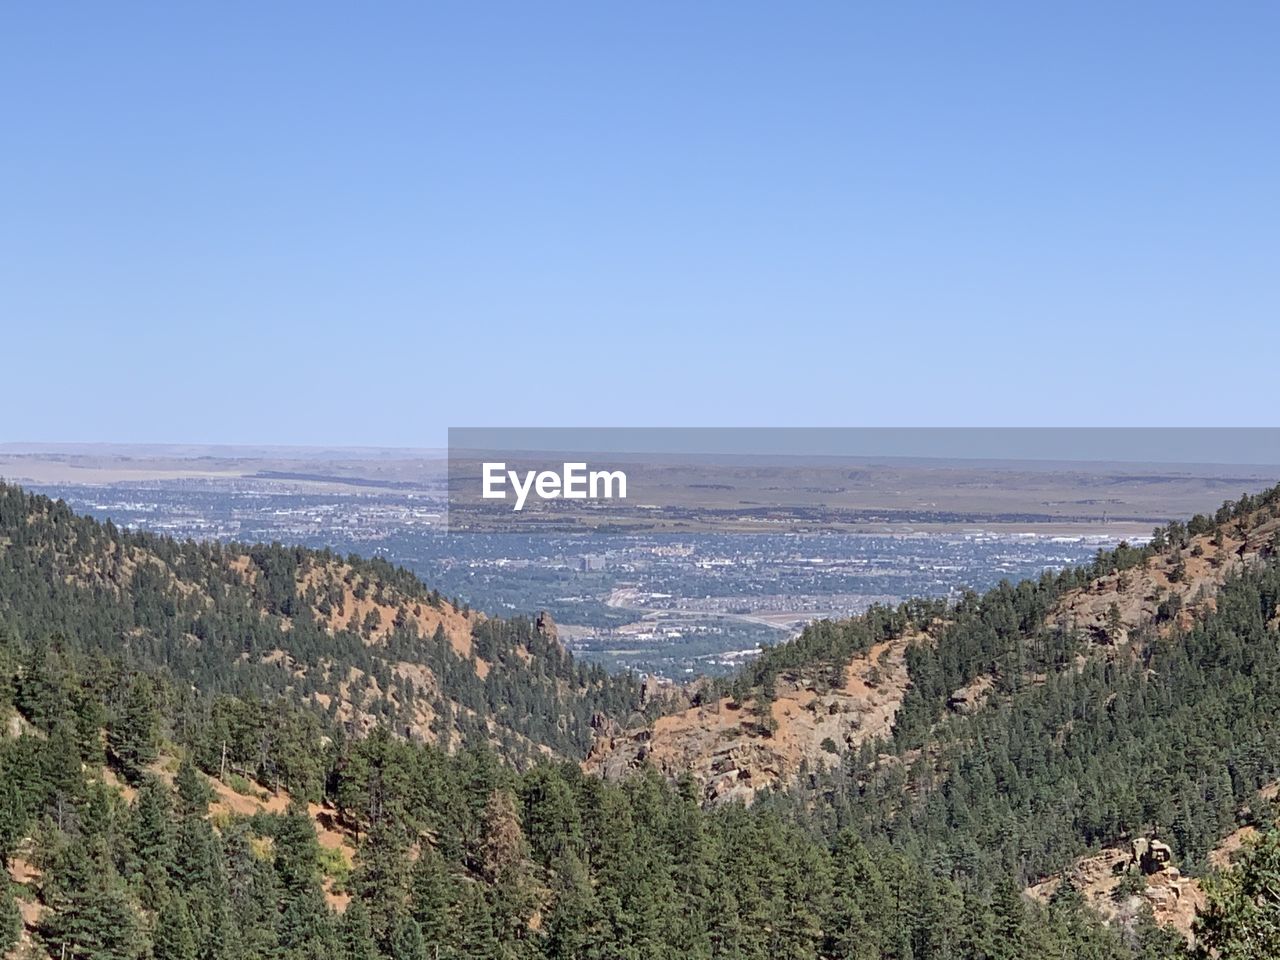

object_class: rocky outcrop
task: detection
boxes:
[1026,783,1280,943]
[1026,844,1204,942]
[1047,512,1280,650]
[585,633,922,804]
[535,610,557,642]
[947,674,994,715]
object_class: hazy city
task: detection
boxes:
[24,472,1133,676]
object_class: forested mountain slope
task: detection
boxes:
[592,485,1280,806]
[3,482,1280,958]
[0,612,1194,960]
[591,484,1280,945]
[0,482,647,765]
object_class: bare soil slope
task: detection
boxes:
[586,631,921,804]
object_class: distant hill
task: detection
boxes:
[0,482,648,765]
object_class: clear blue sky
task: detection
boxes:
[3,3,1277,445]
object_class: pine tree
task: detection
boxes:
[409,843,456,946]
[665,786,713,953]
[175,756,210,819]
[337,898,379,960]
[223,823,281,959]
[543,852,599,960]
[0,877,20,956]
[478,789,528,883]
[389,916,428,960]
[171,815,220,905]
[825,833,890,960]
[1196,828,1280,959]
[152,893,199,960]
[15,637,65,731]
[350,818,409,948]
[109,676,160,783]
[477,787,538,953]
[40,836,146,960]
[127,775,174,911]
[452,882,497,960]
[0,772,26,866]
[989,875,1027,960]
[42,721,87,828]
[273,801,334,960]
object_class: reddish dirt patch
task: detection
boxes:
[205,774,355,867]
[297,560,478,658]
[7,855,44,943]
[587,631,923,804]
[208,776,290,818]
[1048,513,1280,649]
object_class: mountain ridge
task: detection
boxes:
[0,481,649,767]
[4,480,1280,956]
[590,485,1280,812]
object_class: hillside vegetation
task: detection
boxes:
[0,482,648,768]
[597,487,1280,805]
[0,627,1187,960]
[592,484,1280,947]
[3,481,1280,958]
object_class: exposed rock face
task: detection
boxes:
[1047,512,1280,650]
[947,674,994,715]
[1130,837,1175,875]
[1026,783,1280,943]
[585,633,921,804]
[535,610,557,642]
[1026,844,1204,942]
